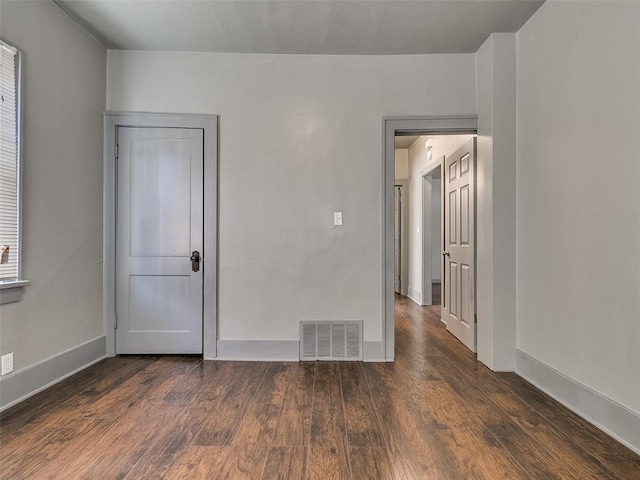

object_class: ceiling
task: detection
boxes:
[394,135,420,149]
[55,0,544,55]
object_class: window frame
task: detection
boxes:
[0,38,28,301]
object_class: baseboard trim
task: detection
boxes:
[215,339,387,363]
[407,287,422,306]
[216,340,299,361]
[491,362,515,373]
[0,336,106,412]
[363,341,384,362]
[515,348,640,455]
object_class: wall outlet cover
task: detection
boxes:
[1,352,14,375]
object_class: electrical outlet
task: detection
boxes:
[1,352,14,375]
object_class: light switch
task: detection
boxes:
[334,212,343,226]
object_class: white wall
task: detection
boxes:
[407,135,467,304]
[394,149,409,181]
[107,51,476,346]
[475,33,517,371]
[517,0,640,418]
[0,2,106,371]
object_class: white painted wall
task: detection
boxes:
[475,33,517,371]
[407,135,467,305]
[107,51,476,345]
[394,149,409,181]
[517,1,640,414]
[0,1,106,370]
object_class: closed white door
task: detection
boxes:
[116,127,204,354]
[442,138,476,352]
[394,186,401,294]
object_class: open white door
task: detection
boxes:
[442,138,476,352]
[115,126,204,354]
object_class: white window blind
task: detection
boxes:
[0,41,19,280]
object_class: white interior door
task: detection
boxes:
[394,186,401,294]
[116,127,204,354]
[442,138,476,352]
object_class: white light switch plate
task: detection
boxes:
[334,212,343,226]
[1,352,14,375]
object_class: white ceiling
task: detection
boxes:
[56,0,544,55]
[394,135,420,149]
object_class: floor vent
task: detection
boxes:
[300,321,363,361]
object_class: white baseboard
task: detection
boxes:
[407,287,422,305]
[0,336,106,412]
[515,348,640,455]
[363,341,384,362]
[216,339,387,363]
[216,340,299,361]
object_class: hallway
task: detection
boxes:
[0,298,638,479]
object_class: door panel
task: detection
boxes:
[116,127,204,354]
[449,262,458,317]
[128,275,190,331]
[442,138,476,352]
[461,185,470,245]
[129,138,192,257]
[449,190,457,245]
[461,264,471,326]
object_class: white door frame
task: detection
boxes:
[382,116,477,360]
[394,181,409,296]
[393,185,401,294]
[420,161,443,307]
[104,112,219,359]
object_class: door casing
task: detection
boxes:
[104,112,218,359]
[394,186,402,294]
[382,116,477,361]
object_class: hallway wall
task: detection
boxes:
[516,0,640,451]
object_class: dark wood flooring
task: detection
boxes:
[1,297,639,479]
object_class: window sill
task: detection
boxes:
[0,280,30,305]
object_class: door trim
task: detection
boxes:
[394,181,409,296]
[381,116,477,361]
[103,112,219,359]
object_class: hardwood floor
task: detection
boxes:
[1,297,639,479]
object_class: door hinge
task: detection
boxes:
[113,313,118,329]
[115,143,119,160]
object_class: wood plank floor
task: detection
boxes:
[1,296,639,479]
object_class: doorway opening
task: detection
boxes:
[393,132,476,354]
[383,117,478,361]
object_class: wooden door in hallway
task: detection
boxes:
[442,138,476,352]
